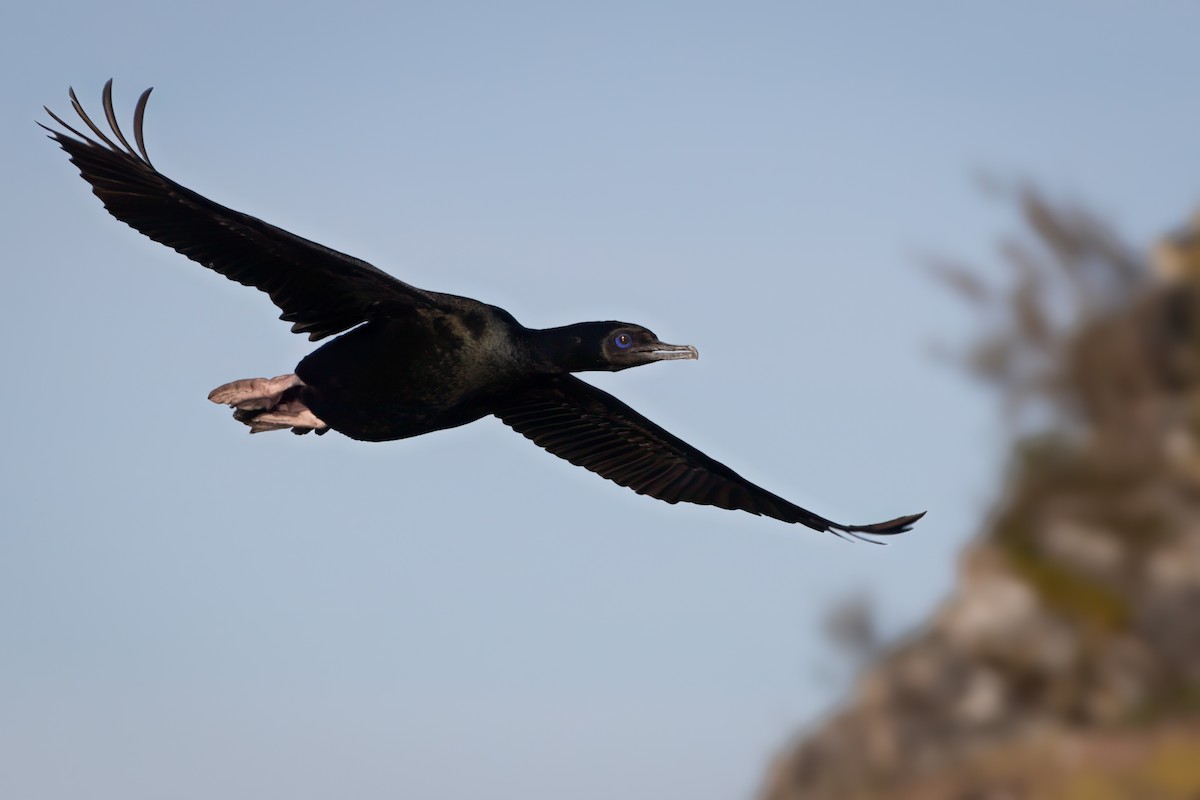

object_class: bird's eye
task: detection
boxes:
[614,332,633,349]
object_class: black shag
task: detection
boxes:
[43,82,924,540]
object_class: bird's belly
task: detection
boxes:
[293,320,501,442]
[304,380,490,442]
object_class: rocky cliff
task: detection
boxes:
[763,202,1200,800]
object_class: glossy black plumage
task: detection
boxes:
[43,82,924,540]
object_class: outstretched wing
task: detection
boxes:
[495,375,924,539]
[42,80,434,341]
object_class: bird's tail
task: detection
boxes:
[207,374,328,435]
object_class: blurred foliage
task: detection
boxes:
[928,188,1147,433]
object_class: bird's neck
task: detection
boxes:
[524,325,605,373]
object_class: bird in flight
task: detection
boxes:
[43,81,923,541]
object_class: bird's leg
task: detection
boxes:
[208,374,329,435]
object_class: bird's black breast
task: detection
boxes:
[295,308,518,442]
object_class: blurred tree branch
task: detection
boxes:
[927,186,1200,474]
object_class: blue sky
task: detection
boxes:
[3,3,1199,799]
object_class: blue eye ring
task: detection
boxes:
[614,332,633,349]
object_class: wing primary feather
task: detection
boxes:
[68,86,122,152]
[132,87,154,165]
[828,511,926,537]
[101,79,141,160]
[39,107,96,145]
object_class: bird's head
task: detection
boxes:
[538,322,699,372]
